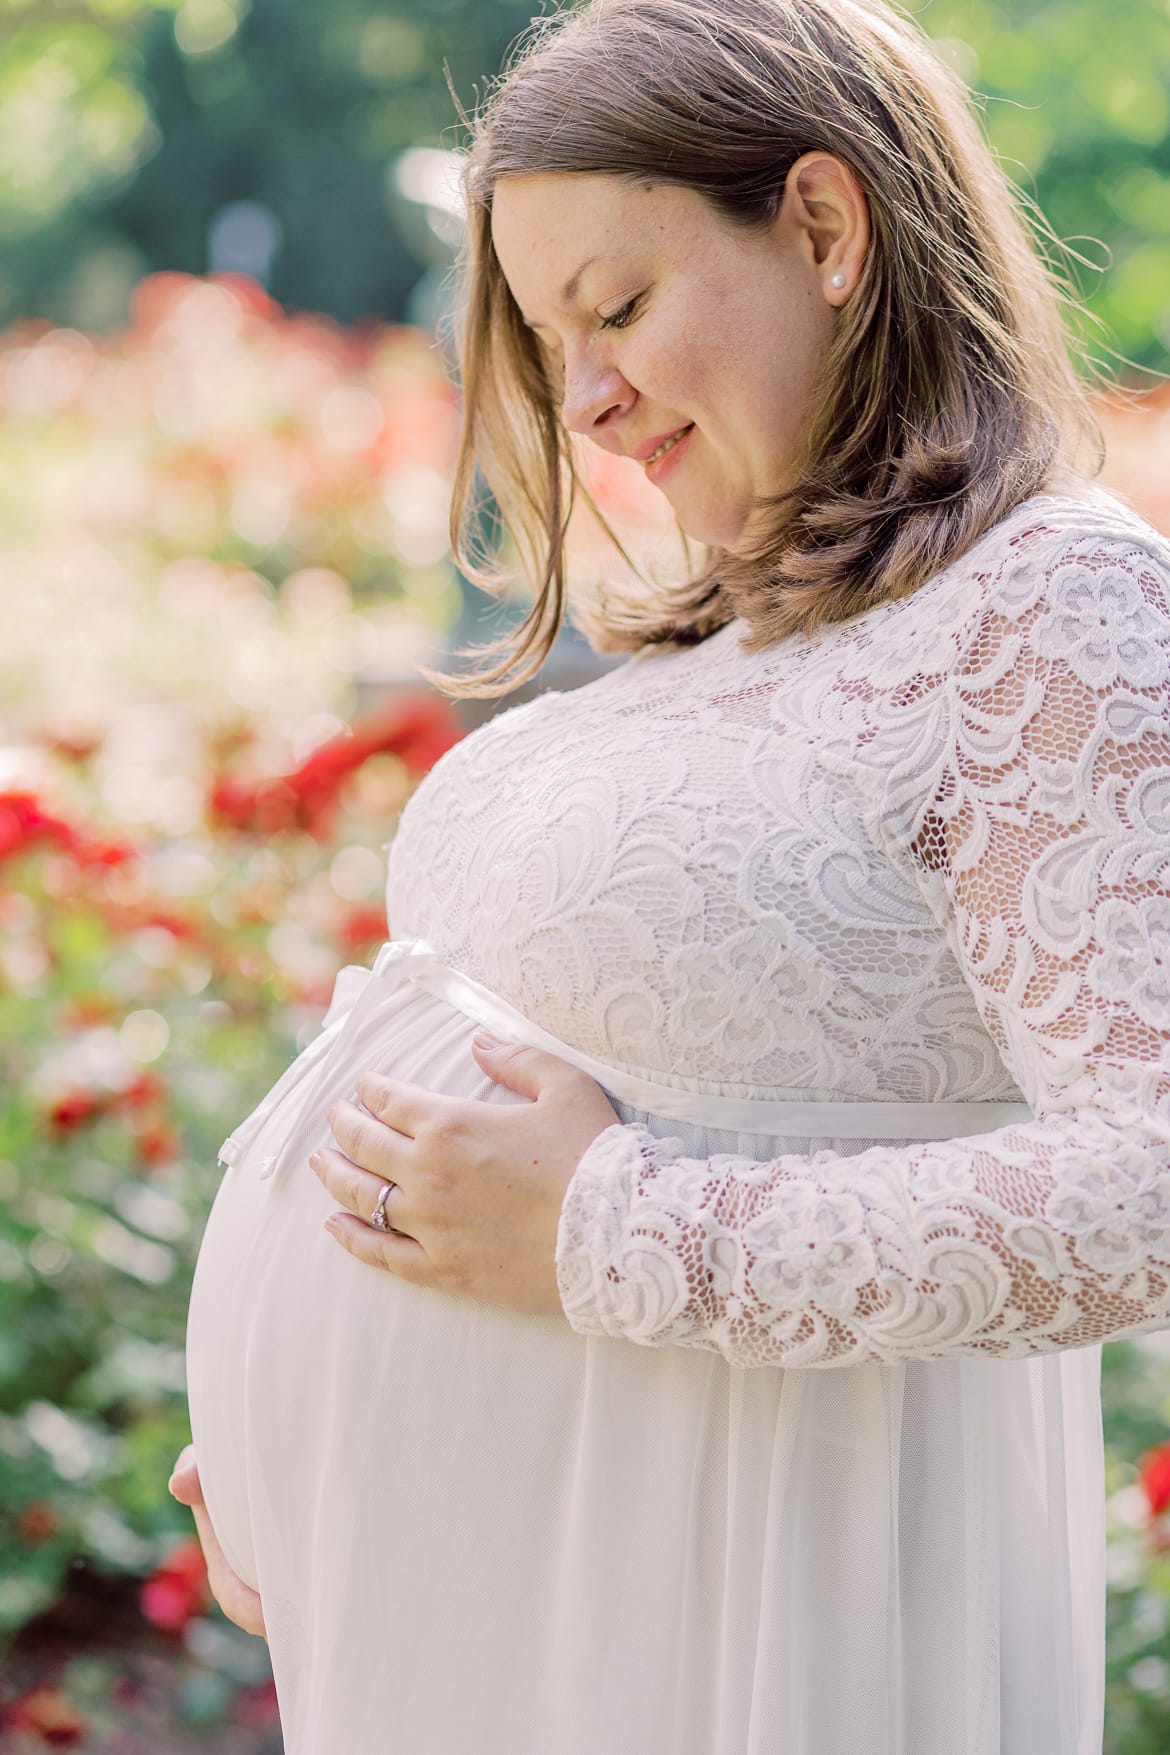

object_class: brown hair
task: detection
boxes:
[439,0,1101,697]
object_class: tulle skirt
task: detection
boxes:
[186,946,1105,1755]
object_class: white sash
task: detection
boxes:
[218,937,1034,1181]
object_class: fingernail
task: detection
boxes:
[473,1032,501,1050]
[308,1151,323,1172]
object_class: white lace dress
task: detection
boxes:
[186,490,1170,1755]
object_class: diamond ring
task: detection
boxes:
[370,1183,395,1231]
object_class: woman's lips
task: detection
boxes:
[644,424,695,485]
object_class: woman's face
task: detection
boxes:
[490,171,841,551]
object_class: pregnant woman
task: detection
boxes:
[178,1,1170,1750]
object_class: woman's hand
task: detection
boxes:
[168,1445,266,1638]
[310,1036,619,1314]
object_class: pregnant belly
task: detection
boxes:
[184,978,774,1755]
[185,986,573,1591]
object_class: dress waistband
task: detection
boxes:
[219,937,1034,1181]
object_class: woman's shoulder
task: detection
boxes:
[987,481,1170,565]
[803,483,1170,731]
[887,483,1170,660]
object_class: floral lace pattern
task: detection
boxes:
[386,492,1170,1367]
[554,500,1170,1365]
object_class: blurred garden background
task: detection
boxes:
[1,0,1170,1748]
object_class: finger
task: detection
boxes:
[167,1445,202,1507]
[310,1144,407,1228]
[324,1210,430,1282]
[328,1095,412,1178]
[353,1072,458,1136]
[470,1036,582,1102]
[190,1501,266,1638]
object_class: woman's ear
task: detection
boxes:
[778,151,871,308]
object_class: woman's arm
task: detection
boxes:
[555,525,1170,1364]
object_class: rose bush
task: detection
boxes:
[0,273,467,1740]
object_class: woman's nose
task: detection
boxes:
[561,353,634,437]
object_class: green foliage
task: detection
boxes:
[0,0,537,329]
[919,0,1170,372]
[1102,1340,1170,1752]
[0,0,1165,371]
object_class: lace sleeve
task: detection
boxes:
[554,527,1170,1367]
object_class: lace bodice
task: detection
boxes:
[387,492,1170,1367]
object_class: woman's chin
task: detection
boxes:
[671,505,751,553]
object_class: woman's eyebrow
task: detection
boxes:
[559,254,600,304]
[521,254,603,329]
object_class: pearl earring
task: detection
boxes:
[830,273,847,289]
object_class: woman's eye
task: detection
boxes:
[600,294,643,332]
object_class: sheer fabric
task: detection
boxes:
[553,498,1170,1369]
[186,492,1166,1753]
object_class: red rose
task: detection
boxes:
[339,904,387,953]
[41,731,102,762]
[1138,1440,1170,1518]
[207,693,462,839]
[17,1502,57,1543]
[73,836,136,869]
[140,1536,209,1633]
[0,790,136,870]
[135,1119,182,1167]
[47,1091,105,1133]
[141,909,201,943]
[0,791,73,861]
[121,1072,166,1111]
[207,773,262,832]
[5,1684,87,1746]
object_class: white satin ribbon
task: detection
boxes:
[217,937,1034,1181]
